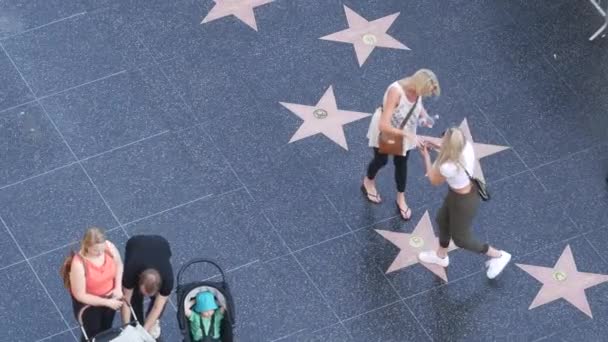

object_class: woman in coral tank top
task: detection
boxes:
[60,227,124,341]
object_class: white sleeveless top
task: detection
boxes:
[366,82,425,155]
[438,142,475,190]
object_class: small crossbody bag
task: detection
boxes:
[458,162,490,201]
[378,97,419,155]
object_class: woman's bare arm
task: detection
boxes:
[107,241,123,297]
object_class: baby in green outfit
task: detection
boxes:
[185,291,225,341]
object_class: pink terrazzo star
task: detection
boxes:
[201,0,274,31]
[418,118,509,182]
[279,86,370,150]
[375,211,457,281]
[516,245,608,318]
[320,5,410,66]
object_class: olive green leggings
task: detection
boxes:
[437,187,489,254]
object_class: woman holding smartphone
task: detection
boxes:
[363,69,440,220]
[417,128,511,279]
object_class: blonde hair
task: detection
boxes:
[399,69,440,97]
[435,127,467,167]
[59,227,106,289]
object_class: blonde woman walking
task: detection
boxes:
[417,127,511,279]
[60,227,124,341]
[363,69,440,220]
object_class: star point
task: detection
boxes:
[201,0,274,31]
[375,211,457,281]
[320,5,410,67]
[280,86,370,150]
[516,245,608,318]
[418,118,509,182]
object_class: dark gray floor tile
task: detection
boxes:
[343,302,430,342]
[159,48,259,124]
[483,98,601,169]
[0,46,34,112]
[460,25,602,168]
[264,197,350,251]
[125,189,287,272]
[41,65,193,158]
[405,237,608,341]
[29,228,127,326]
[0,0,85,39]
[0,225,23,269]
[1,8,151,96]
[582,93,608,143]
[535,143,608,232]
[202,100,302,174]
[391,0,507,46]
[296,234,399,320]
[157,306,181,342]
[585,227,608,266]
[0,102,74,187]
[229,146,350,250]
[82,125,237,223]
[0,263,67,341]
[507,0,571,29]
[548,316,608,341]
[477,172,580,257]
[228,256,337,341]
[134,0,250,62]
[42,329,78,342]
[290,323,352,342]
[0,164,118,257]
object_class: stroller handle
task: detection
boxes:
[177,258,226,286]
[78,299,138,341]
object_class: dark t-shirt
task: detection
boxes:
[123,235,174,296]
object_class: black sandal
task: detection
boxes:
[395,201,412,221]
[360,184,381,204]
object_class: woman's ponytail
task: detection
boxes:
[60,251,76,289]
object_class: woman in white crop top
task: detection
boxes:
[362,69,440,221]
[417,127,511,280]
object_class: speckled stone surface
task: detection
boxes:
[0,102,74,187]
[1,7,152,97]
[124,189,288,269]
[0,263,67,341]
[0,164,118,257]
[227,255,337,341]
[0,48,35,111]
[40,65,193,158]
[342,302,430,341]
[0,0,85,39]
[1,0,607,341]
[296,235,400,320]
[81,126,238,223]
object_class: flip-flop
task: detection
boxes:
[395,201,412,221]
[360,184,381,204]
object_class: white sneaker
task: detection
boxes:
[149,320,161,339]
[486,251,511,279]
[418,251,450,267]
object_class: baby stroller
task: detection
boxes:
[176,259,235,342]
[78,301,155,342]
